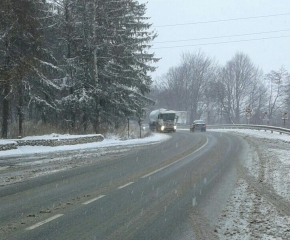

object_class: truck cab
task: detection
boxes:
[158,110,177,132]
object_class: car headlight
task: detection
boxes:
[161,126,165,131]
[174,126,177,130]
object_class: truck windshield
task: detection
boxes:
[161,113,175,121]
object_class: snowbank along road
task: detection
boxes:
[0,130,289,239]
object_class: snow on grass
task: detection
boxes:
[212,127,290,237]
[263,148,290,201]
[215,179,290,239]
[215,179,252,239]
[271,148,290,166]
[209,128,290,142]
[0,140,17,145]
[211,127,290,202]
[0,133,171,158]
[21,133,102,140]
[243,144,260,180]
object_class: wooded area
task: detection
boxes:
[150,51,290,126]
[0,0,157,138]
[1,1,289,139]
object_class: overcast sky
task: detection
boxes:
[140,0,290,81]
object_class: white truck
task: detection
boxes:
[149,109,177,132]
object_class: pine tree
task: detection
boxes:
[93,0,158,129]
[0,0,62,137]
[0,0,13,138]
[1,0,158,136]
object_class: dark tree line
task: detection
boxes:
[150,51,290,127]
[0,0,157,138]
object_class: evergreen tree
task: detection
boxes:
[1,0,158,137]
[0,0,62,137]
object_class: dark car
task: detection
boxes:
[190,120,206,132]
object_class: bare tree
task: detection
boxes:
[219,52,260,124]
[181,52,216,122]
[265,67,289,124]
[156,51,217,123]
[151,51,289,127]
[248,80,268,124]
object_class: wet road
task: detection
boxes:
[0,131,246,239]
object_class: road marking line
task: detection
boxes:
[141,137,209,179]
[82,195,106,205]
[118,182,134,189]
[26,214,63,230]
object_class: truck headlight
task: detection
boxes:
[161,126,165,131]
[174,126,177,130]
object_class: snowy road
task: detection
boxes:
[0,133,170,187]
[0,130,289,239]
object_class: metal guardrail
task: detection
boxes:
[207,124,290,135]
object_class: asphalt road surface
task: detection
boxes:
[0,131,247,240]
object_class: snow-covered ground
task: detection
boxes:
[215,179,290,240]
[211,128,290,239]
[21,133,101,140]
[209,128,290,142]
[0,133,170,158]
[0,140,17,145]
[0,133,171,186]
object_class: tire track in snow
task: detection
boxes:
[237,163,290,217]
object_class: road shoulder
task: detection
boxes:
[214,132,290,239]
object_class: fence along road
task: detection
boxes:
[207,124,290,135]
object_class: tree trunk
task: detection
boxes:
[42,111,46,124]
[18,84,23,137]
[93,102,100,133]
[189,107,193,123]
[207,110,211,125]
[93,0,100,134]
[235,101,240,124]
[82,113,87,132]
[71,111,76,132]
[1,82,10,138]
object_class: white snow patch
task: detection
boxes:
[214,128,290,201]
[0,133,170,158]
[0,140,17,145]
[215,179,290,239]
[215,179,252,239]
[213,127,290,239]
[21,133,101,140]
[209,128,290,142]
[270,148,290,165]
[243,146,260,179]
[262,148,290,201]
